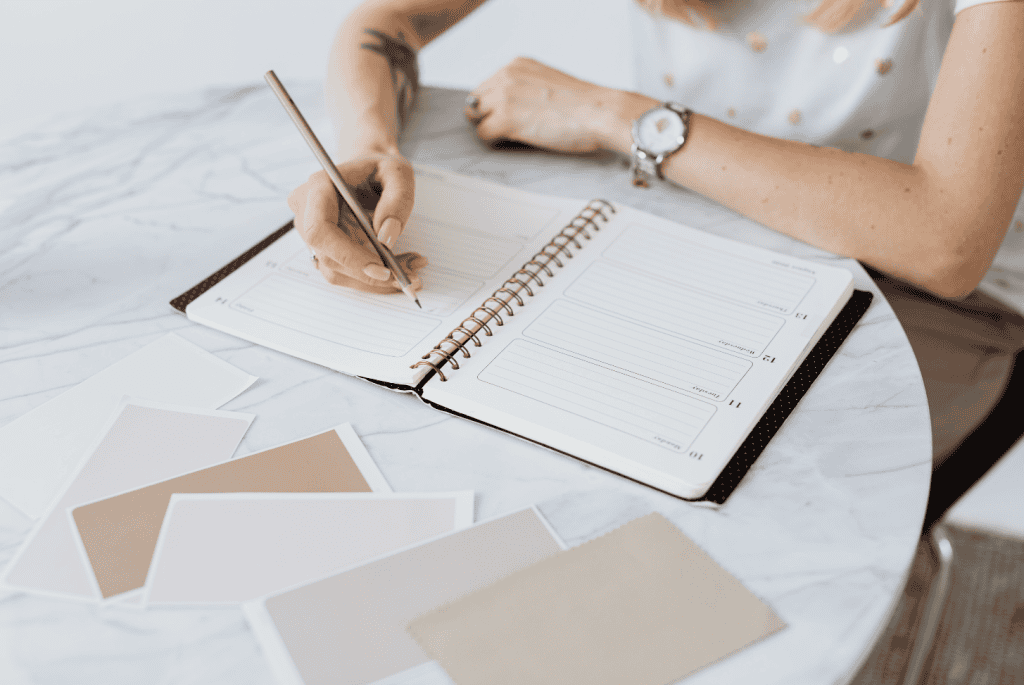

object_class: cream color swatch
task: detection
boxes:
[248,508,564,685]
[408,512,786,685]
[2,400,253,600]
[0,333,257,519]
[144,492,474,605]
[72,425,385,599]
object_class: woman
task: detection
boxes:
[289,0,1024,463]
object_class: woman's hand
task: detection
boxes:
[287,152,427,294]
[464,57,635,154]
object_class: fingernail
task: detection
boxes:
[363,264,392,281]
[378,217,401,249]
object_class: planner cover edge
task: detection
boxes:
[170,221,295,313]
[697,288,874,504]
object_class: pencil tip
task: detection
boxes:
[415,298,423,309]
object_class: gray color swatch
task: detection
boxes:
[263,508,562,685]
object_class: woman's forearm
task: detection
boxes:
[327,6,418,158]
[327,0,488,159]
[602,99,955,293]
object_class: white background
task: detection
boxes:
[0,0,633,144]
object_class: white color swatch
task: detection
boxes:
[0,333,257,519]
[144,492,476,605]
[2,399,254,600]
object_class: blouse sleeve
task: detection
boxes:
[954,0,1020,15]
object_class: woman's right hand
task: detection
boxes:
[288,152,427,293]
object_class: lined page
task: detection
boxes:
[604,224,816,313]
[564,262,785,357]
[523,300,751,400]
[232,273,437,357]
[424,204,854,498]
[277,248,483,317]
[479,340,717,452]
[399,217,534,280]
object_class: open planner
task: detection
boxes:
[172,166,871,503]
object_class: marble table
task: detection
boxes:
[0,82,933,685]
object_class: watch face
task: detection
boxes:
[636,107,685,155]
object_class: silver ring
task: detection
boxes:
[465,94,480,110]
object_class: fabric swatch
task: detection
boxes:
[247,508,563,685]
[145,492,474,604]
[72,425,385,599]
[0,333,256,519]
[407,512,785,685]
[2,400,253,599]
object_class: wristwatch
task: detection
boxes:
[630,102,692,187]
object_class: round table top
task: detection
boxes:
[0,82,932,685]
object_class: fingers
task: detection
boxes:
[298,172,394,289]
[371,157,415,249]
[289,154,423,295]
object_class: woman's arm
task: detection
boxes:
[289,0,486,291]
[328,0,487,161]
[471,1,1024,298]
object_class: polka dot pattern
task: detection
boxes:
[747,31,768,52]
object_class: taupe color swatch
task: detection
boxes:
[408,512,786,685]
[261,508,563,685]
[73,430,372,599]
[2,402,252,599]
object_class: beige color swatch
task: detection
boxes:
[407,512,786,685]
[254,508,563,685]
[72,428,377,599]
[2,401,253,600]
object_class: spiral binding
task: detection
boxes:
[412,199,615,381]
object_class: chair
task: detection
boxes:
[900,434,1024,685]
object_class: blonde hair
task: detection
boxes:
[637,0,921,33]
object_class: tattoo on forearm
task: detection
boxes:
[361,29,419,128]
[409,11,455,43]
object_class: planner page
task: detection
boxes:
[185,167,584,386]
[422,204,854,499]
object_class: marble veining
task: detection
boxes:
[1,82,935,684]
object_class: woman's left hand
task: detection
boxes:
[464,57,637,155]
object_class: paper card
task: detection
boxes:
[0,333,257,519]
[71,424,388,600]
[242,507,565,685]
[143,492,475,605]
[407,512,786,685]
[1,399,254,600]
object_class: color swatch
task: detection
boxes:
[244,508,564,685]
[2,400,253,599]
[71,425,387,599]
[408,512,786,685]
[145,492,474,604]
[0,333,257,519]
